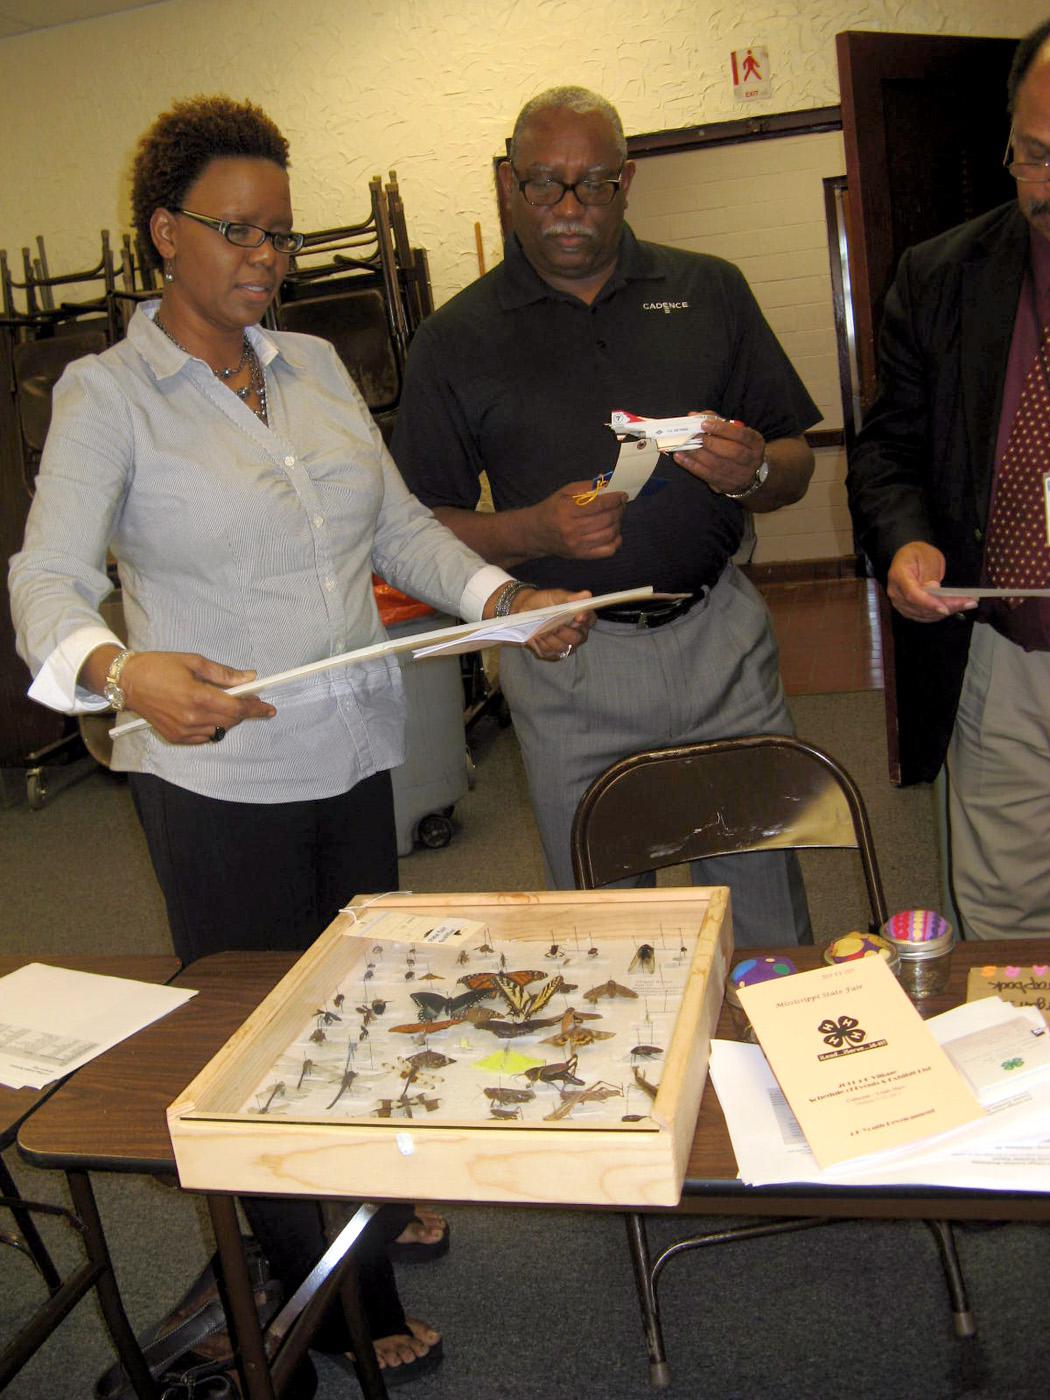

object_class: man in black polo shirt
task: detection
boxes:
[392,86,818,945]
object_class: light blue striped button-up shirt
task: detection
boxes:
[9,303,507,803]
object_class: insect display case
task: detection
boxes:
[167,889,731,1207]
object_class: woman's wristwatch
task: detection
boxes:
[103,648,137,710]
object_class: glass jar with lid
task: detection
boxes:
[881,909,954,1001]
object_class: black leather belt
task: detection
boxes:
[598,592,704,629]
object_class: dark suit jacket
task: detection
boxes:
[847,201,1029,782]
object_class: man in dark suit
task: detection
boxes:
[848,19,1050,939]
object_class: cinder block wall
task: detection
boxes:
[628,131,854,565]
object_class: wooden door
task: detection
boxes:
[837,30,1018,783]
[838,30,1017,409]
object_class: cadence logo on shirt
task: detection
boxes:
[643,300,689,314]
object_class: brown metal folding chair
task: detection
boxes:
[570,734,974,1387]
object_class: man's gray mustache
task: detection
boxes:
[1026,199,1050,217]
[543,222,596,239]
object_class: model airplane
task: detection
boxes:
[607,409,719,452]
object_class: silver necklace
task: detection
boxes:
[154,315,268,424]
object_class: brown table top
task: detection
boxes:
[18,942,1050,1220]
[0,954,181,1146]
[18,952,287,1172]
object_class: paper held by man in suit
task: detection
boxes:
[931,586,1050,598]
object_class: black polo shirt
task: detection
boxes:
[392,226,820,595]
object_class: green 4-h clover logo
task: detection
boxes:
[1001,1057,1025,1071]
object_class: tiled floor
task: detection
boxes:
[758,576,884,696]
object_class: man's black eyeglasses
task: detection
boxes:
[176,208,305,254]
[512,171,624,207]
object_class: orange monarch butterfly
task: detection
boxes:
[457,969,546,991]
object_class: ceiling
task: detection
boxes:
[0,1,169,41]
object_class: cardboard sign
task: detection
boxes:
[967,965,1050,1021]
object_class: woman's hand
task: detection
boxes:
[90,649,276,744]
[509,587,595,663]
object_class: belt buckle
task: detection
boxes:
[637,611,652,630]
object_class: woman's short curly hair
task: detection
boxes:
[131,96,290,268]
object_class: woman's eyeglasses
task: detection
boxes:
[175,208,305,253]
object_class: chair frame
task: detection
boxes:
[571,734,973,1388]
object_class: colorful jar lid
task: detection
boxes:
[726,955,797,1006]
[823,932,898,965]
[881,909,953,952]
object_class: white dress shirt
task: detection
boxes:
[9,303,508,802]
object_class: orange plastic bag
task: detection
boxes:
[372,574,436,626]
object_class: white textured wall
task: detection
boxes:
[1,0,1045,306]
[629,132,855,562]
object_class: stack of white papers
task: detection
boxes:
[0,964,196,1090]
[710,996,1050,1192]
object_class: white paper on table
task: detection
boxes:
[110,586,659,738]
[708,1031,1050,1193]
[0,964,196,1090]
[939,1002,1050,1101]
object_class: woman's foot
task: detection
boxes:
[338,1318,443,1388]
[375,1317,441,1372]
[394,1209,446,1250]
[388,1208,450,1263]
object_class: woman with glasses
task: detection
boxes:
[10,95,591,1390]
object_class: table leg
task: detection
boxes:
[624,1211,670,1390]
[0,1152,62,1291]
[66,1170,160,1400]
[209,1194,276,1400]
[926,1219,976,1338]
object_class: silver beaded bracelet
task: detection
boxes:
[493,580,534,617]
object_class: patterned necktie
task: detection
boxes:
[984,328,1050,591]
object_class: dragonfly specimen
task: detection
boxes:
[326,1046,358,1110]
